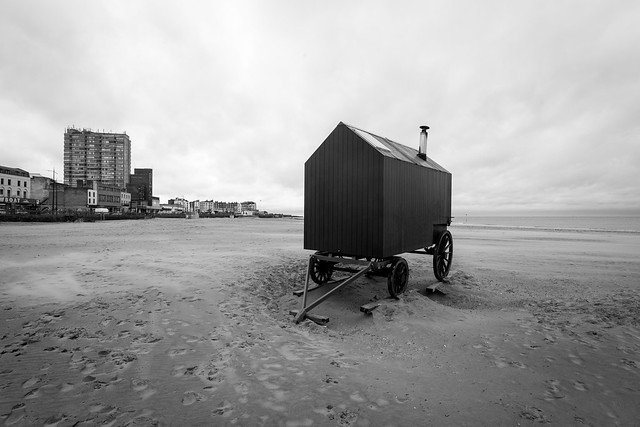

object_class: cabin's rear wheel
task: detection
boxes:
[433,230,453,281]
[309,255,334,285]
[387,257,409,299]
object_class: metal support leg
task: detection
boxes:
[293,261,373,324]
[301,255,313,310]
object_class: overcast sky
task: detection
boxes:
[1,0,639,215]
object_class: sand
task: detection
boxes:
[0,218,638,425]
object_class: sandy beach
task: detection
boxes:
[0,218,638,426]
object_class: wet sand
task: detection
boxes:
[0,218,638,425]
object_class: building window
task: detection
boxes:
[7,179,11,185]
[0,178,3,184]
[17,180,21,187]
[7,189,10,197]
[17,190,21,197]
[0,188,3,195]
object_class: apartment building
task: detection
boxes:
[64,128,131,189]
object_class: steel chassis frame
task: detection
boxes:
[291,249,434,324]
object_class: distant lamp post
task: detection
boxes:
[47,168,58,216]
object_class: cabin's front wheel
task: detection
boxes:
[309,255,334,285]
[387,257,409,299]
[433,230,453,281]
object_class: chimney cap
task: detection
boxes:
[420,125,430,131]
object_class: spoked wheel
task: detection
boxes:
[433,230,453,281]
[309,255,334,285]
[387,257,409,299]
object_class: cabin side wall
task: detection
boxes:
[304,124,383,257]
[382,157,452,257]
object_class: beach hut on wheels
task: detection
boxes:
[292,122,453,324]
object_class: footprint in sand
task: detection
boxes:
[128,377,155,399]
[336,408,359,426]
[568,353,583,366]
[523,342,540,350]
[573,380,588,391]
[212,400,234,417]
[519,406,549,423]
[81,364,97,375]
[544,379,565,400]
[4,403,27,425]
[59,382,75,393]
[395,395,410,404]
[117,330,131,339]
[182,390,206,405]
[167,348,193,357]
[24,387,41,399]
[234,382,249,395]
[183,335,205,344]
[22,376,41,388]
[89,403,117,414]
[509,360,527,369]
[349,392,366,403]
[43,413,67,426]
[139,388,157,400]
[109,351,137,367]
[131,333,163,344]
[100,316,116,327]
[620,358,639,371]
[171,365,198,377]
[493,357,509,368]
[131,378,149,392]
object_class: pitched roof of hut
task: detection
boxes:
[343,122,450,173]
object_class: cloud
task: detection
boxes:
[1,0,639,214]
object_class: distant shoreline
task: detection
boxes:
[451,222,640,235]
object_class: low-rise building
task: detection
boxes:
[0,166,31,199]
[1,166,38,213]
[168,197,189,211]
[30,174,61,212]
[159,203,184,214]
[96,183,122,212]
[199,200,214,213]
[120,191,131,210]
[213,201,239,213]
[189,200,200,212]
[241,201,257,212]
[88,187,97,207]
[63,186,91,211]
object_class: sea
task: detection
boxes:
[451,215,640,234]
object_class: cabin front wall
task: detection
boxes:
[382,157,452,257]
[304,123,384,257]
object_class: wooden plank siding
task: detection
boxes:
[304,124,383,257]
[304,122,451,259]
[381,159,452,256]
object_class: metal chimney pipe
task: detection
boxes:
[418,125,429,160]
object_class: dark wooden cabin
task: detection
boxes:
[304,122,452,259]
